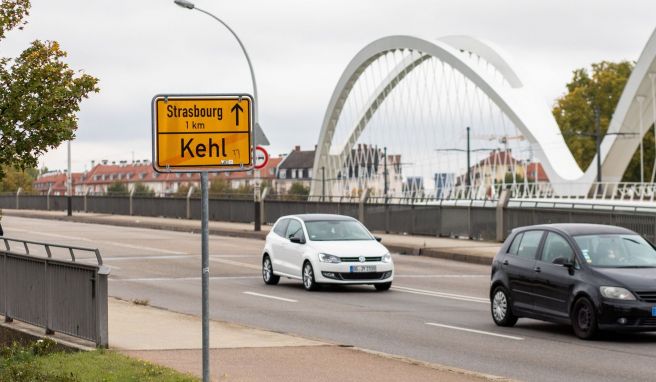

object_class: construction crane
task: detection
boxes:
[470,134,525,151]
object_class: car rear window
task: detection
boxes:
[508,232,523,255]
[515,230,543,260]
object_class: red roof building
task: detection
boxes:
[33,172,84,196]
[33,156,283,196]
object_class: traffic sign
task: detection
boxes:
[254,146,269,169]
[151,94,254,172]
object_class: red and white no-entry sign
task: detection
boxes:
[254,145,269,169]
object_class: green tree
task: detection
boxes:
[106,181,128,195]
[0,1,99,179]
[287,182,309,200]
[0,165,36,192]
[175,183,200,197]
[552,61,651,181]
[209,178,233,195]
[133,182,154,197]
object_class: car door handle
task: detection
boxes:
[533,266,541,273]
[502,260,509,266]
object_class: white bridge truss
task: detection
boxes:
[310,29,656,201]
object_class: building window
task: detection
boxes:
[291,169,296,179]
[279,169,286,179]
[303,169,309,178]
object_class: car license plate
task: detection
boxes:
[652,307,656,317]
[350,265,376,272]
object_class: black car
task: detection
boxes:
[490,223,656,339]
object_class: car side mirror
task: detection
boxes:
[375,236,382,242]
[290,237,304,244]
[552,257,574,268]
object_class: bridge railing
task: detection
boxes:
[0,236,109,347]
[3,191,656,242]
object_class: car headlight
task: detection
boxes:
[318,253,341,263]
[381,253,392,263]
[600,286,636,300]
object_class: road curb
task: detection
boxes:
[352,347,517,381]
[2,210,268,240]
[386,243,494,265]
[3,210,493,265]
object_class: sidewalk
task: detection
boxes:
[1,209,501,264]
[110,298,511,382]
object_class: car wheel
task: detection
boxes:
[572,297,598,340]
[302,261,318,291]
[262,256,280,285]
[374,282,392,291]
[491,286,518,327]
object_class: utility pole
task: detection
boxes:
[67,140,72,216]
[321,166,325,202]
[466,126,471,187]
[594,105,601,182]
[637,96,646,183]
[594,105,602,195]
[383,147,388,202]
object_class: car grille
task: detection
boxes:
[339,257,382,262]
[336,271,391,280]
[634,291,656,303]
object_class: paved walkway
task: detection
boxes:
[110,298,509,382]
[1,209,501,264]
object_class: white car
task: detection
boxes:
[262,214,394,291]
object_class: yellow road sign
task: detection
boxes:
[151,95,253,172]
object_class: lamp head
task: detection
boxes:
[174,0,195,10]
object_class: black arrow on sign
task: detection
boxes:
[231,103,244,126]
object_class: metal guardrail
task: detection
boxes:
[0,236,109,347]
[3,193,656,242]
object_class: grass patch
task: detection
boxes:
[1,339,197,381]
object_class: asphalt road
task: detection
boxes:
[4,215,656,382]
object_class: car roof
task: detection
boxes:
[516,223,635,236]
[283,214,357,222]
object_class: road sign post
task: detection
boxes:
[152,94,253,382]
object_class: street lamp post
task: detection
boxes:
[67,140,72,216]
[174,0,263,232]
[466,126,471,187]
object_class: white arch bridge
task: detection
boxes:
[310,28,656,202]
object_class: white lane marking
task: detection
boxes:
[112,276,260,282]
[425,322,524,341]
[8,228,186,255]
[243,291,297,303]
[394,274,487,278]
[211,258,260,270]
[393,285,489,304]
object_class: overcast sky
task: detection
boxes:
[1,0,655,172]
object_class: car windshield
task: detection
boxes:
[573,234,656,268]
[305,220,374,241]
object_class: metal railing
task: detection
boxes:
[3,192,656,242]
[0,237,109,347]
